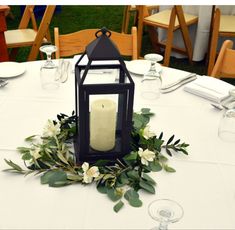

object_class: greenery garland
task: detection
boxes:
[4,108,189,212]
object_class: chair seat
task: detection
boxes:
[5,29,37,48]
[5,29,48,48]
[220,15,235,33]
[144,9,198,29]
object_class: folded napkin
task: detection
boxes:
[184,75,234,103]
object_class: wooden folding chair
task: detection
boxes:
[54,27,137,60]
[210,40,235,78]
[137,5,198,66]
[5,5,56,61]
[121,5,159,34]
[207,8,235,75]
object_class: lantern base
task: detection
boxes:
[73,134,129,165]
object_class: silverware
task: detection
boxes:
[211,89,235,110]
[0,79,8,88]
[211,103,226,110]
[161,73,197,90]
[161,75,197,93]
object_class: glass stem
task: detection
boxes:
[150,61,156,72]
[158,221,168,230]
[47,53,52,61]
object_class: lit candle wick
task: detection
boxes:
[102,104,104,108]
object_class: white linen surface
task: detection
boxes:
[1,60,235,229]
[184,75,234,102]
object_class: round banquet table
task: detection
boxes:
[0,59,235,229]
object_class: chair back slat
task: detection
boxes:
[55,27,138,60]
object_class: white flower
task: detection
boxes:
[138,147,155,166]
[30,147,41,160]
[82,162,100,184]
[43,120,61,137]
[143,126,155,139]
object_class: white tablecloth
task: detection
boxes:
[158,5,235,61]
[0,60,235,229]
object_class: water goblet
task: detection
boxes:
[39,45,60,90]
[218,108,235,142]
[148,199,184,230]
[141,53,163,100]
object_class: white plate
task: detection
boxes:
[0,62,26,78]
[125,60,161,76]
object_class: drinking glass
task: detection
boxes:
[141,53,163,100]
[148,199,184,230]
[40,45,60,90]
[218,108,235,142]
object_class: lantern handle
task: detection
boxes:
[95,27,111,38]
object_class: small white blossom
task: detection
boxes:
[143,126,155,139]
[30,147,41,160]
[43,120,61,137]
[82,162,100,184]
[138,147,155,166]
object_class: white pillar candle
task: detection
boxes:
[90,99,117,152]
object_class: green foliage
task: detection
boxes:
[4,109,189,212]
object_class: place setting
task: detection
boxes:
[126,53,198,100]
[0,61,26,89]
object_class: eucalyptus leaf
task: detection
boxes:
[139,179,155,194]
[49,180,71,187]
[140,108,154,116]
[113,200,124,213]
[124,189,139,201]
[128,197,142,207]
[21,152,32,161]
[107,188,122,202]
[142,173,156,185]
[123,151,137,163]
[119,172,129,185]
[149,161,162,172]
[97,183,107,194]
[126,170,140,180]
[41,170,67,186]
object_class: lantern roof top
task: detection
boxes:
[86,27,122,61]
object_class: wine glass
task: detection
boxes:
[218,108,235,142]
[148,199,184,230]
[141,53,163,100]
[39,45,60,90]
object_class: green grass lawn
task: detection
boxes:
[6,5,235,85]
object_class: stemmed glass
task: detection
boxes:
[218,88,235,142]
[148,199,184,230]
[40,45,60,90]
[141,53,163,100]
[218,108,235,142]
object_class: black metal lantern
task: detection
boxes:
[74,27,135,163]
